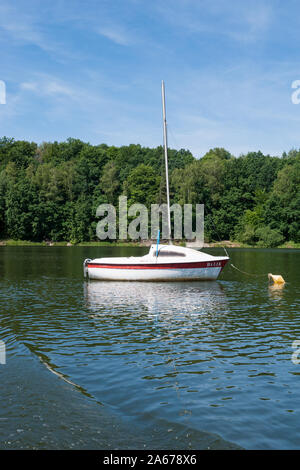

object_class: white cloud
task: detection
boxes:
[43,81,75,97]
[20,78,76,99]
[97,25,131,46]
[0,3,55,53]
[0,1,84,61]
[153,0,273,43]
[20,82,38,92]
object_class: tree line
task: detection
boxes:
[0,137,299,247]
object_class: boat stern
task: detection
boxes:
[83,258,91,278]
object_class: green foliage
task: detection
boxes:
[264,159,300,243]
[238,224,257,245]
[255,226,284,248]
[237,224,284,248]
[0,138,37,169]
[0,136,298,246]
[124,164,160,208]
[202,147,232,161]
[100,161,119,204]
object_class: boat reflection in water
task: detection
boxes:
[84,280,228,321]
[81,281,242,450]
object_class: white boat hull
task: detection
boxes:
[87,267,223,281]
[85,259,228,281]
[84,244,229,282]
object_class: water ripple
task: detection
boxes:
[0,247,300,449]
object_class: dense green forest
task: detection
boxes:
[0,137,299,247]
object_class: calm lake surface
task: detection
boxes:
[0,246,299,450]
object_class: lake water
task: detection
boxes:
[0,246,299,450]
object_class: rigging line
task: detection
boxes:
[230,263,268,277]
[205,210,230,258]
[207,214,268,276]
[158,142,165,206]
[223,245,230,259]
[208,238,230,258]
[168,125,180,150]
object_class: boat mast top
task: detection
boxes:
[161,80,172,243]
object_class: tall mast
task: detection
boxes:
[161,80,172,242]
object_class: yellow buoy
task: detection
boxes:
[268,273,285,285]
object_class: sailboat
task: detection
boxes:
[83,81,229,281]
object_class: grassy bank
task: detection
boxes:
[0,239,141,247]
[1,239,300,249]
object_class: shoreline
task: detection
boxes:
[0,239,299,249]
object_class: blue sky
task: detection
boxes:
[1,0,300,157]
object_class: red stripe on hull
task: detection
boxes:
[87,260,228,270]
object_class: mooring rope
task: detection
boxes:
[230,263,268,277]
[206,214,269,278]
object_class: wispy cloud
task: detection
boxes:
[0,1,87,62]
[17,72,137,119]
[153,0,273,43]
[20,79,76,98]
[97,25,132,46]
[0,3,57,53]
[0,0,299,157]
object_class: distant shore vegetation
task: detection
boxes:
[0,137,299,248]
